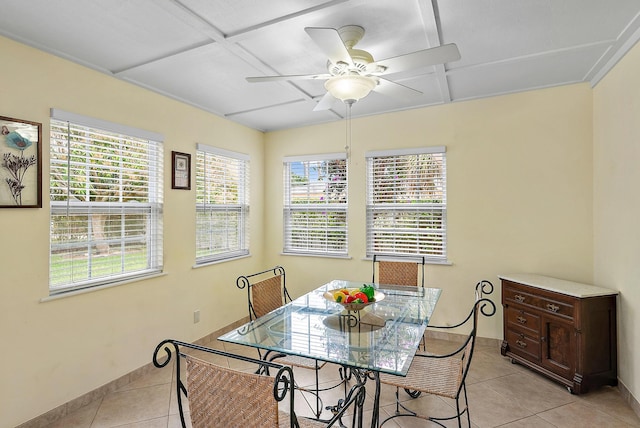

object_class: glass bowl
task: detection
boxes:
[323,288,385,311]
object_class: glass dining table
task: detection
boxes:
[218,279,442,428]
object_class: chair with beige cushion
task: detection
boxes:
[371,254,425,287]
[153,339,365,428]
[378,281,496,427]
[236,266,337,418]
[372,254,427,349]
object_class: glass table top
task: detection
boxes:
[219,280,442,376]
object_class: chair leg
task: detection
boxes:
[314,360,321,418]
[462,383,470,427]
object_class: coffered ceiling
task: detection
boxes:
[1,0,639,131]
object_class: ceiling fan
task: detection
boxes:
[246,25,461,111]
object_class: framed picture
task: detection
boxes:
[171,151,191,190]
[0,115,42,208]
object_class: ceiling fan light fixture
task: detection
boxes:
[324,75,377,103]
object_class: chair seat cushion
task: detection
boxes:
[278,411,326,427]
[274,354,326,370]
[379,354,463,399]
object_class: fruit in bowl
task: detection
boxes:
[324,285,385,311]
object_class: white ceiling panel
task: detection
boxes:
[448,45,610,100]
[2,0,640,131]
[120,44,303,114]
[0,0,210,72]
[180,0,335,35]
[440,0,640,68]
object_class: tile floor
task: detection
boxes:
[44,337,640,428]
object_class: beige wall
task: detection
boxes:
[593,41,640,402]
[264,83,594,338]
[0,36,266,427]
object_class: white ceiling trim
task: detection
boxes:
[590,11,640,86]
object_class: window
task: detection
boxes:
[283,154,347,256]
[49,109,164,295]
[195,144,249,263]
[366,147,447,262]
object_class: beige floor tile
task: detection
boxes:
[294,362,346,388]
[465,381,534,427]
[90,384,170,428]
[498,414,558,427]
[467,348,527,382]
[481,371,577,413]
[168,412,192,428]
[578,385,640,426]
[117,362,173,392]
[537,400,635,427]
[45,400,101,428]
[112,417,169,428]
[379,393,474,428]
[169,376,190,416]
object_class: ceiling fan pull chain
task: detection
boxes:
[345,101,353,161]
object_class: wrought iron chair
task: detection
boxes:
[153,339,366,428]
[371,254,426,287]
[372,254,427,348]
[378,280,496,427]
[236,266,334,418]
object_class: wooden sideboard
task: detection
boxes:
[499,274,618,394]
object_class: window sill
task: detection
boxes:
[193,253,251,268]
[41,272,167,302]
[281,252,352,260]
[361,256,453,266]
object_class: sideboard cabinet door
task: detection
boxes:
[500,274,617,394]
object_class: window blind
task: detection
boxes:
[283,154,347,256]
[366,147,447,261]
[195,144,249,263]
[49,114,163,294]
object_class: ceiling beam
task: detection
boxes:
[417,0,453,102]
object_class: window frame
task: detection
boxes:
[283,153,348,257]
[365,146,447,263]
[195,143,250,264]
[49,109,164,295]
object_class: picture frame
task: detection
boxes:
[0,115,42,208]
[171,151,191,190]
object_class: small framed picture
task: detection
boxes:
[171,151,191,190]
[0,115,42,208]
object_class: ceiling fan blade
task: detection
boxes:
[374,78,422,98]
[313,91,338,111]
[373,43,461,74]
[247,73,331,83]
[305,27,354,67]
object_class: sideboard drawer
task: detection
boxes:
[505,328,541,361]
[503,280,575,320]
[505,306,540,335]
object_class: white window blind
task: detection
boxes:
[49,111,164,295]
[195,144,249,263]
[366,147,447,261]
[283,154,347,256]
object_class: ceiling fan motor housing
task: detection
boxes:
[328,48,373,75]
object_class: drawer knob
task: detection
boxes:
[514,294,525,303]
[546,303,560,313]
[516,339,527,348]
[517,316,527,324]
